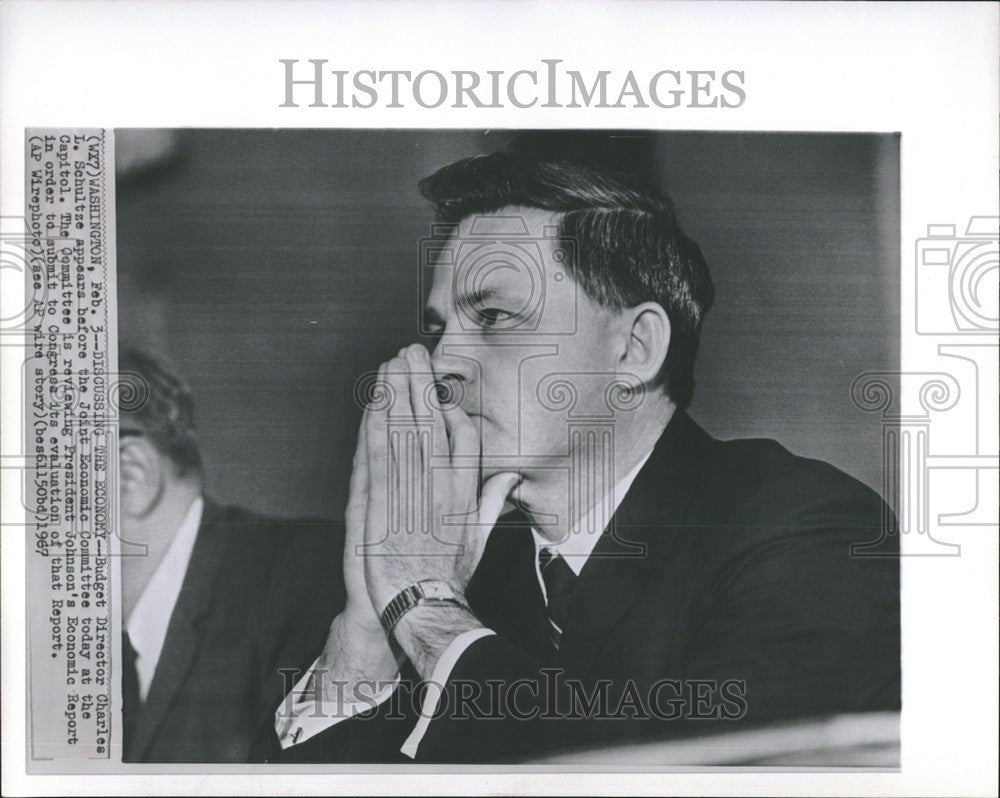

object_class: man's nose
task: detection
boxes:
[430,349,470,385]
[429,335,477,398]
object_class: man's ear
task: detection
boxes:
[119,436,165,519]
[617,302,671,387]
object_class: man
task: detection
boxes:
[259,146,900,763]
[118,350,338,762]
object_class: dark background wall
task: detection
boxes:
[115,129,899,518]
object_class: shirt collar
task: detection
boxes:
[531,446,655,576]
[126,495,204,698]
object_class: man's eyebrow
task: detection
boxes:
[455,287,498,309]
[424,287,510,328]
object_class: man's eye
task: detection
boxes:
[476,307,515,328]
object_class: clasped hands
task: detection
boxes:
[334,343,520,681]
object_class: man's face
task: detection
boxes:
[424,207,623,479]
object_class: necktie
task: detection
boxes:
[538,547,577,649]
[122,631,140,761]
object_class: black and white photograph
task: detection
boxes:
[112,128,901,765]
[1,2,996,796]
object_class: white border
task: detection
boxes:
[2,1,997,795]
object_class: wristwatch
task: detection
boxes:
[378,579,470,634]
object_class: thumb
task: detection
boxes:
[478,471,521,528]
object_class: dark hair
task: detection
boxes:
[418,151,715,410]
[118,349,202,476]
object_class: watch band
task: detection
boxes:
[379,580,470,634]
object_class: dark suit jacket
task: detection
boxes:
[258,411,900,764]
[124,500,340,763]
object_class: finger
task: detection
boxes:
[479,471,521,529]
[441,400,478,504]
[365,363,389,468]
[349,410,369,498]
[402,345,437,538]
[384,355,411,421]
[382,356,415,531]
[441,399,478,461]
[365,363,391,543]
[346,412,369,530]
[458,471,520,577]
[439,406,479,513]
[404,344,447,463]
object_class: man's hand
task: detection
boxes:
[340,415,384,634]
[312,410,398,705]
[363,344,519,676]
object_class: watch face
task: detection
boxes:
[420,580,454,600]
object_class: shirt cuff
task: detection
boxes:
[275,658,400,749]
[399,627,496,759]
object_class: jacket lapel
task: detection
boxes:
[556,411,710,674]
[129,498,229,760]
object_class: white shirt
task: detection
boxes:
[276,447,655,757]
[125,495,204,701]
[530,446,654,586]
